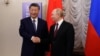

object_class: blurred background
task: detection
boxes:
[0,0,91,56]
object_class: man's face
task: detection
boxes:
[29,6,39,18]
[51,10,59,22]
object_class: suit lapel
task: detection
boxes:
[52,25,55,37]
[36,18,41,33]
[54,21,65,38]
[27,17,35,32]
[28,17,41,33]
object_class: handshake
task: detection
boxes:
[31,36,41,43]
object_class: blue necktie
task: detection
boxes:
[32,20,36,32]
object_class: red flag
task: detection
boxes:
[46,0,62,56]
[46,0,62,31]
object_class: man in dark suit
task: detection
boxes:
[19,3,48,56]
[49,8,75,56]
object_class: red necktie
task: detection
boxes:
[54,23,58,37]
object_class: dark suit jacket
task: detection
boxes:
[19,17,48,56]
[49,21,75,56]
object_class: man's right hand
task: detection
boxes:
[31,36,41,43]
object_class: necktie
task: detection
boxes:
[54,23,58,37]
[32,20,36,32]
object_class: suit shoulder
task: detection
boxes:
[38,18,47,23]
[63,21,74,29]
[51,24,55,28]
[50,24,55,30]
[21,17,30,22]
[63,21,73,26]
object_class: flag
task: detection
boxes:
[46,0,62,56]
[85,0,100,56]
[46,0,62,31]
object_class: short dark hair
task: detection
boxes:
[29,3,40,10]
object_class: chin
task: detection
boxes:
[31,16,37,18]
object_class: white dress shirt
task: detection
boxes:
[31,17,38,31]
[31,17,38,40]
[55,18,64,30]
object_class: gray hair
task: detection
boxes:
[55,8,64,17]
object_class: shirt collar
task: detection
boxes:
[31,17,38,22]
[56,18,64,26]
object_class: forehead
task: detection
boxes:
[29,6,39,9]
[52,9,57,14]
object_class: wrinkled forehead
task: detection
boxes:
[52,9,57,14]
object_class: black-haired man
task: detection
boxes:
[19,3,48,56]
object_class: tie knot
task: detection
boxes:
[56,23,58,26]
[33,20,36,22]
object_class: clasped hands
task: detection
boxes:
[31,36,41,43]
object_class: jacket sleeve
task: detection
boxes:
[40,21,50,51]
[19,20,32,40]
[66,24,75,56]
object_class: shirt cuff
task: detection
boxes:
[31,36,35,40]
